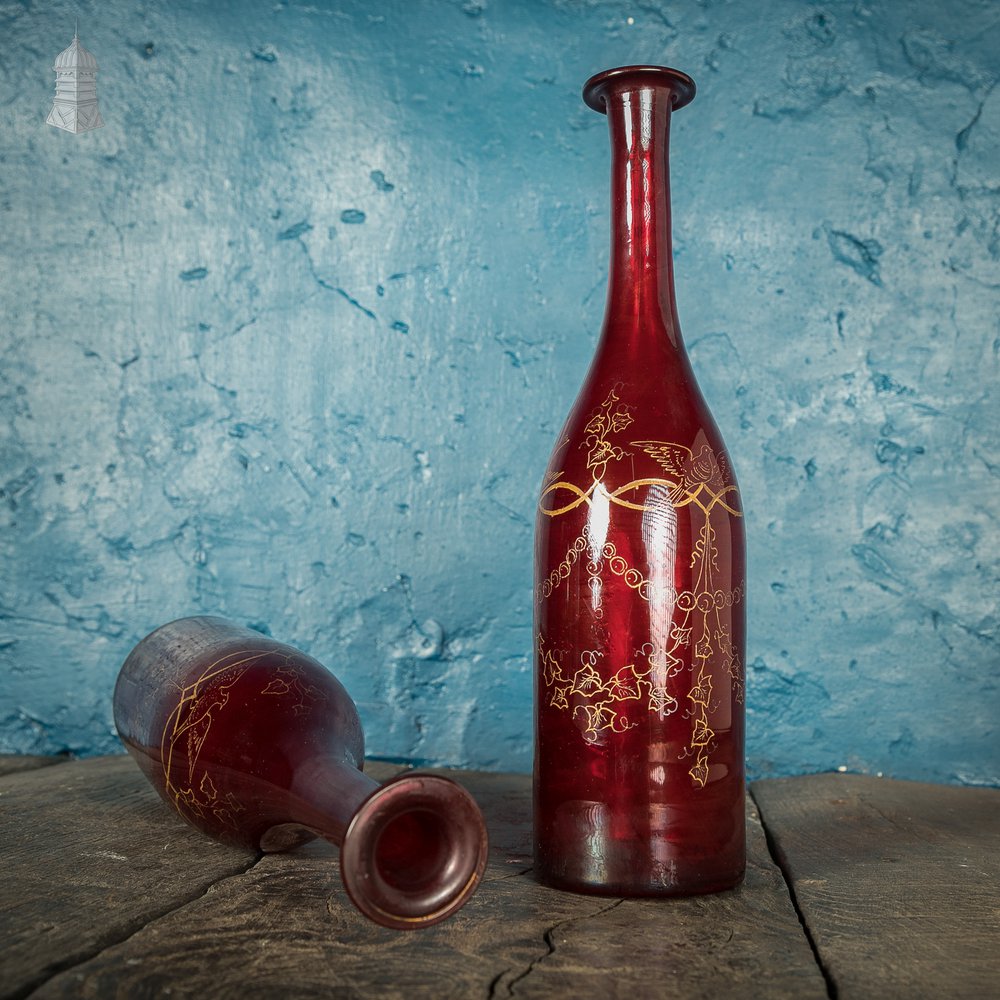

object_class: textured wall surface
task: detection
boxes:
[1,0,997,784]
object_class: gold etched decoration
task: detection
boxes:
[537,390,744,788]
[593,538,651,599]
[538,531,589,600]
[539,471,741,518]
[582,389,634,476]
[260,663,322,716]
[539,427,741,521]
[662,465,742,787]
[540,528,652,603]
[538,636,681,743]
[631,440,740,517]
[161,650,320,826]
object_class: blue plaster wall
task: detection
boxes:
[1,0,997,785]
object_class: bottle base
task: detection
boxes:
[533,857,745,899]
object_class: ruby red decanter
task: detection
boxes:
[533,66,746,896]
[114,616,488,929]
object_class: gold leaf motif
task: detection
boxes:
[586,439,619,470]
[606,665,643,702]
[691,717,714,747]
[574,702,633,741]
[670,624,692,646]
[648,686,679,715]
[610,410,634,434]
[161,651,316,823]
[550,686,571,710]
[199,771,217,800]
[541,647,565,688]
[261,677,292,696]
[571,664,606,698]
[582,390,634,474]
[178,786,205,818]
[689,754,710,788]
[689,673,713,707]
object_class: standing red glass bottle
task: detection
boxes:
[534,66,746,896]
[114,616,488,929]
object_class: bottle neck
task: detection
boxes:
[601,82,682,349]
[282,754,489,931]
[284,752,380,843]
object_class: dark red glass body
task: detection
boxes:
[533,67,746,896]
[114,616,488,929]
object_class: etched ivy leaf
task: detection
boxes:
[261,677,292,696]
[550,686,571,710]
[572,664,606,697]
[691,717,714,747]
[199,772,218,799]
[689,674,713,706]
[670,624,692,646]
[609,408,634,433]
[689,755,710,788]
[648,686,678,715]
[606,665,642,701]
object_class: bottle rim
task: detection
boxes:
[583,65,696,114]
[339,771,488,930]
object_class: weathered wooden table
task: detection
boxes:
[2,755,997,998]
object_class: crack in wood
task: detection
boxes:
[749,787,838,1000]
[490,897,625,998]
[18,855,264,1000]
[856,794,945,849]
[483,866,534,883]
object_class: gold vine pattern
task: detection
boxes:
[538,389,743,788]
[582,389,634,477]
[538,637,680,744]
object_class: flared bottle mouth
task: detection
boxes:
[339,772,489,930]
[583,65,696,113]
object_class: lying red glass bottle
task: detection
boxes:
[114,616,488,929]
[534,66,746,896]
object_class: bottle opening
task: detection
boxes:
[583,65,696,114]
[340,773,489,930]
[372,807,451,893]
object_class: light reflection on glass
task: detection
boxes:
[639,88,653,149]
[622,93,634,251]
[641,483,678,697]
[587,485,610,616]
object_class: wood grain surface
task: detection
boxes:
[1,756,825,1000]
[752,772,1000,999]
[6,756,995,999]
[0,756,259,1000]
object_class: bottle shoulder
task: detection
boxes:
[115,635,363,768]
[546,368,737,481]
